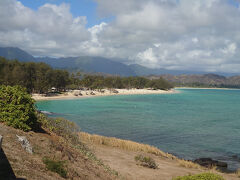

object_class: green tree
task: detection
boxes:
[147,78,173,90]
[0,85,37,131]
[34,63,52,93]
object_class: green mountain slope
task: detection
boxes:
[0,47,136,76]
[0,47,35,62]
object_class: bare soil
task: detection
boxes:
[89,143,239,180]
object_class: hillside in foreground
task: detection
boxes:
[1,122,239,180]
[0,123,117,180]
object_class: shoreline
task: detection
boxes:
[32,88,178,101]
[80,132,238,176]
[1,123,238,180]
[175,87,240,90]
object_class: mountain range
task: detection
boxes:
[0,47,237,77]
[1,47,240,88]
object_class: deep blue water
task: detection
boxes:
[36,89,240,170]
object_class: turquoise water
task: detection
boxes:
[36,89,240,170]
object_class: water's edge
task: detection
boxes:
[36,89,240,170]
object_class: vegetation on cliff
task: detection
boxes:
[173,173,225,180]
[0,85,37,131]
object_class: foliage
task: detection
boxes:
[172,173,225,180]
[148,78,173,90]
[43,157,67,178]
[0,57,70,93]
[134,154,158,169]
[0,85,37,131]
[78,75,173,91]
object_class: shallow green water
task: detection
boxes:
[36,89,240,170]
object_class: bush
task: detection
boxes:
[0,85,37,131]
[135,154,158,169]
[38,114,79,144]
[172,173,225,180]
[43,157,67,178]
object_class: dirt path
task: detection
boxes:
[90,144,239,180]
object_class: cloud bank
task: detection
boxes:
[0,0,240,73]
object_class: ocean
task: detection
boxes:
[36,88,240,170]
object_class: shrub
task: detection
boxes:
[134,154,158,169]
[43,157,67,178]
[38,114,79,144]
[172,173,225,180]
[0,85,37,131]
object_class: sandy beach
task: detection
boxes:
[32,88,177,101]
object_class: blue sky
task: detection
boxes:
[18,0,112,27]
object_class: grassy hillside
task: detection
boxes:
[0,121,118,179]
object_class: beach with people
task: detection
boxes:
[32,88,177,101]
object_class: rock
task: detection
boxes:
[216,161,228,168]
[0,135,2,150]
[194,158,227,168]
[16,135,33,154]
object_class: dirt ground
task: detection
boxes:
[90,144,239,180]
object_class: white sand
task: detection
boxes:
[32,88,177,101]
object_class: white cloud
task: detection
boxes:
[0,0,90,56]
[192,38,199,43]
[95,0,240,73]
[1,0,240,73]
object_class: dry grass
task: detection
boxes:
[79,132,205,170]
[236,169,240,177]
[80,132,176,159]
[177,159,202,169]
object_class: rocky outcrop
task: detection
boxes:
[16,135,33,154]
[194,158,227,168]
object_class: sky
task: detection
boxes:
[0,0,240,73]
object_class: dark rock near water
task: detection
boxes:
[194,158,227,168]
[0,135,2,150]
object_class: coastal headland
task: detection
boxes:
[1,121,238,179]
